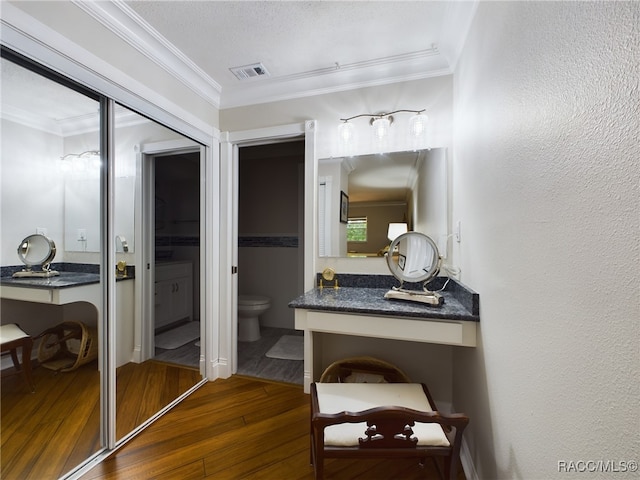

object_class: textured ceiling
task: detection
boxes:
[124,1,477,107]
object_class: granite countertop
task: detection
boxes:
[288,276,479,322]
[0,271,132,289]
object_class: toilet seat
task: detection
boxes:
[238,295,270,306]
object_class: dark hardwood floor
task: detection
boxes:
[81,376,465,480]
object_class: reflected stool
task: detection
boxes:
[0,323,35,392]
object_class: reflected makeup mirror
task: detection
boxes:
[13,233,59,277]
[384,231,443,306]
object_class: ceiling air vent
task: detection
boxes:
[230,63,270,80]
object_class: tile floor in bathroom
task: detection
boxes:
[154,326,304,385]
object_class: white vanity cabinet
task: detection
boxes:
[154,261,192,329]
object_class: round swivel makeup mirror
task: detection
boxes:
[13,234,59,278]
[384,231,443,306]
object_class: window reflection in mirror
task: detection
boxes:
[318,148,448,258]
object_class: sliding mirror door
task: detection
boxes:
[113,104,203,441]
[0,54,103,479]
[1,50,205,477]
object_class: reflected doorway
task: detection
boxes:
[152,152,201,369]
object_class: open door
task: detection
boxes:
[219,121,317,378]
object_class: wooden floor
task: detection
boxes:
[81,376,465,480]
[1,359,201,480]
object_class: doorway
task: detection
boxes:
[236,141,305,384]
[152,151,201,368]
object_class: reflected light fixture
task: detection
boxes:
[59,150,100,173]
[338,121,354,144]
[339,109,426,143]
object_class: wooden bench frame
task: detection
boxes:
[310,382,469,479]
[1,323,35,392]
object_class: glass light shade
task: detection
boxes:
[372,117,391,140]
[409,113,428,137]
[59,159,72,173]
[90,154,102,169]
[387,222,408,241]
[338,121,354,143]
[72,156,87,172]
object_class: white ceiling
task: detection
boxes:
[1,2,477,123]
[121,0,478,108]
[1,1,475,201]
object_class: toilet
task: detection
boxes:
[237,295,271,342]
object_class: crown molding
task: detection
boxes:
[73,0,222,109]
[72,1,460,110]
[1,2,215,144]
[1,104,62,135]
[1,104,151,137]
[221,65,452,109]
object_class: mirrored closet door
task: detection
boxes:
[0,49,204,479]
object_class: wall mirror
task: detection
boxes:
[0,53,104,479]
[1,51,201,478]
[64,176,135,252]
[318,148,447,258]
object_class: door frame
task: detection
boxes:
[136,139,208,375]
[219,121,317,377]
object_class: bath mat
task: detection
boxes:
[155,321,200,350]
[265,335,304,361]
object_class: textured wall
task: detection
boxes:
[452,2,639,478]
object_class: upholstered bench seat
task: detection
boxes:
[310,381,468,479]
[315,383,450,447]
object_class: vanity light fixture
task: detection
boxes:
[59,150,100,173]
[409,112,428,137]
[339,109,427,144]
[338,121,354,144]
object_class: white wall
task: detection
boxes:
[221,75,453,159]
[222,76,454,277]
[451,2,639,478]
[1,119,64,265]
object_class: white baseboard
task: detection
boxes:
[448,400,477,480]
[460,436,479,480]
[208,357,231,380]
